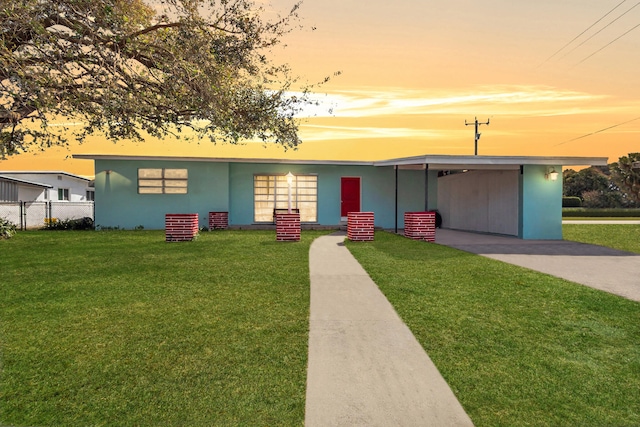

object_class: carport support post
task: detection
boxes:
[394,165,398,234]
[424,164,429,211]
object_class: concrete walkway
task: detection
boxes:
[305,232,473,427]
[435,228,640,303]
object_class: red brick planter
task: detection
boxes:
[275,213,301,242]
[404,211,436,242]
[347,212,374,241]
[165,213,199,242]
[208,211,229,230]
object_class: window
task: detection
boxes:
[58,188,69,201]
[254,174,317,222]
[86,190,95,201]
[138,168,188,194]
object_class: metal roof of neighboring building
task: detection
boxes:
[0,174,53,188]
[0,171,92,181]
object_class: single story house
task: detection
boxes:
[73,153,607,239]
[0,171,94,202]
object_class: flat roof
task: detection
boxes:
[73,153,608,169]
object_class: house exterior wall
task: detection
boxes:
[93,160,426,229]
[17,185,46,202]
[437,170,519,236]
[229,163,425,228]
[94,159,230,229]
[519,164,562,239]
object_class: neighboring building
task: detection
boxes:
[0,171,94,202]
[0,174,52,202]
[0,171,95,229]
[73,153,607,239]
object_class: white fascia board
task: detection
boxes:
[373,155,609,168]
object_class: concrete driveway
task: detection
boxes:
[435,229,640,303]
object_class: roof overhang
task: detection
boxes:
[73,154,609,170]
[72,154,372,167]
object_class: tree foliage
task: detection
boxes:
[563,167,610,199]
[0,0,320,158]
[563,156,640,208]
[610,153,640,204]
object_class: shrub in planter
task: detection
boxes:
[1,217,17,239]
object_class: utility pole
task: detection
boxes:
[465,117,490,155]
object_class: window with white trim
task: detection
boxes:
[58,188,69,201]
[86,190,95,201]
[138,168,188,194]
[254,174,317,222]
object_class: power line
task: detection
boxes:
[560,1,640,60]
[575,22,640,65]
[555,116,640,146]
[538,0,627,67]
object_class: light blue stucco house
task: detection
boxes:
[74,153,607,239]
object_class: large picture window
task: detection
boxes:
[254,174,317,222]
[138,169,188,194]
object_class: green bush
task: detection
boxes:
[45,217,95,230]
[1,217,17,239]
[562,208,640,217]
[562,197,582,207]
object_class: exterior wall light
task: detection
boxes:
[545,167,559,181]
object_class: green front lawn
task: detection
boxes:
[3,228,639,426]
[564,223,640,253]
[1,230,327,426]
[346,232,640,427]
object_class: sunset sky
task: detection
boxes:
[2,0,640,176]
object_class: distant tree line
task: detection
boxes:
[563,153,640,208]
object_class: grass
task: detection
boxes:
[1,230,329,426]
[346,232,640,427]
[563,208,640,218]
[564,223,640,253]
[563,217,640,220]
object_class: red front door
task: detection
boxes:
[341,177,361,216]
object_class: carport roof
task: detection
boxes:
[373,155,608,170]
[73,154,608,169]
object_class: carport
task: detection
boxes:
[374,155,607,240]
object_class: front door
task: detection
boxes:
[341,177,361,217]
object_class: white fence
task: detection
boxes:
[0,201,94,230]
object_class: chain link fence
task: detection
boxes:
[0,201,94,230]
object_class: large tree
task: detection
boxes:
[0,0,318,158]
